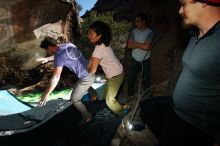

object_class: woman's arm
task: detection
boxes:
[88,57,100,74]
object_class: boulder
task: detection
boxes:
[0,0,77,70]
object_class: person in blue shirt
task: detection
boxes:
[38,36,95,123]
[140,0,220,146]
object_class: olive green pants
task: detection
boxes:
[105,73,124,115]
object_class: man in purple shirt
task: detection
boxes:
[38,36,95,123]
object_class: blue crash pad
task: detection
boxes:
[0,90,31,116]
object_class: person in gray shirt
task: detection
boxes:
[126,12,154,99]
[140,0,220,146]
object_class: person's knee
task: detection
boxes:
[70,97,81,104]
[105,96,117,105]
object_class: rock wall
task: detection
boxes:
[0,0,79,70]
[91,0,189,95]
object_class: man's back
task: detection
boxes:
[55,43,89,79]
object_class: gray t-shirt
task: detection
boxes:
[173,22,220,142]
[55,43,89,79]
[129,28,154,62]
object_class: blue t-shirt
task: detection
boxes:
[54,43,89,79]
[173,21,220,141]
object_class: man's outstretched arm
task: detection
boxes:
[38,66,62,106]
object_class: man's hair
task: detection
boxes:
[40,36,57,49]
[89,21,112,46]
[136,12,148,24]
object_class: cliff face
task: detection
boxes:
[90,0,135,20]
[91,0,188,95]
[0,0,79,70]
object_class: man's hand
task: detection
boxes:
[127,40,138,49]
[36,56,54,64]
[36,57,49,64]
[127,40,135,45]
[38,95,49,107]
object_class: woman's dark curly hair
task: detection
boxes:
[89,21,112,46]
